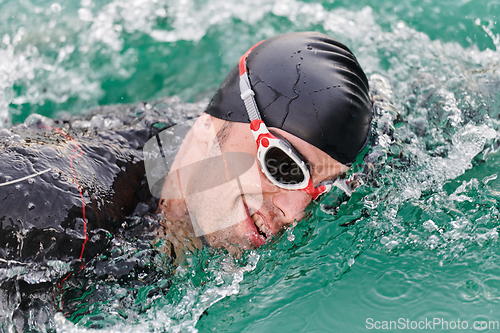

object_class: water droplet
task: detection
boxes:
[286,224,296,242]
[78,8,93,22]
[24,113,54,129]
[0,129,11,139]
[2,34,10,45]
[51,3,62,13]
[28,203,35,210]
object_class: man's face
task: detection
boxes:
[188,118,349,251]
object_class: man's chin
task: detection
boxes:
[203,224,260,253]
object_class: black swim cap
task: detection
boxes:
[205,31,373,165]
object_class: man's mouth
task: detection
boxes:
[249,209,271,239]
[244,205,271,247]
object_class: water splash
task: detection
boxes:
[1,0,500,331]
[54,250,260,333]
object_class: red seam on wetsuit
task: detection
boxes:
[41,125,87,292]
[50,127,88,261]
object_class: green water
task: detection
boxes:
[1,0,500,332]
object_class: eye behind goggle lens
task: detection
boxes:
[264,147,305,185]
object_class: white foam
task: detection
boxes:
[53,252,259,333]
[0,28,102,127]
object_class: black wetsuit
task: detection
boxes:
[0,102,165,265]
[0,98,203,327]
[0,97,209,263]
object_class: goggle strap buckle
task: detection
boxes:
[239,74,261,122]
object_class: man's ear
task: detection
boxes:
[192,113,216,144]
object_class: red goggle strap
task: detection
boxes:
[250,119,276,148]
[304,179,330,200]
[238,40,264,76]
[238,40,333,201]
[239,40,264,122]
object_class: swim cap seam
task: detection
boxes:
[250,71,292,115]
[312,101,326,143]
[280,64,302,128]
[261,88,282,112]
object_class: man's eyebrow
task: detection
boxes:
[299,152,347,183]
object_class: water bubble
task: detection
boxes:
[482,174,497,184]
[0,129,11,138]
[10,135,23,143]
[24,114,55,129]
[2,34,10,45]
[155,8,167,18]
[90,115,104,128]
[51,3,62,13]
[28,203,35,210]
[78,8,93,22]
[423,220,438,232]
[12,27,25,45]
[286,222,297,242]
[28,178,34,184]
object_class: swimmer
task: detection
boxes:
[0,31,373,328]
[0,31,372,265]
[148,31,373,254]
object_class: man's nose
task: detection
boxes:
[271,190,311,225]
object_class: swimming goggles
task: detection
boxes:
[238,42,350,200]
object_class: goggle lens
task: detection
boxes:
[264,147,305,185]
